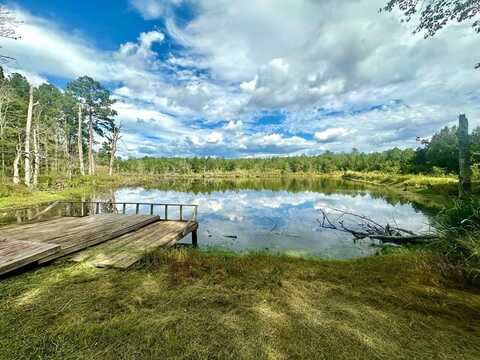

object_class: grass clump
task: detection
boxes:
[1,249,479,360]
[435,198,480,280]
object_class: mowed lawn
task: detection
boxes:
[0,249,479,360]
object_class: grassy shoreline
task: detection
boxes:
[1,174,479,359]
[0,171,465,210]
[1,248,479,359]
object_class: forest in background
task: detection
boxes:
[0,65,479,186]
[0,67,120,187]
[117,125,480,177]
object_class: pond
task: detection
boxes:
[1,178,439,259]
[88,178,436,259]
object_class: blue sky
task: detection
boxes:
[2,0,479,158]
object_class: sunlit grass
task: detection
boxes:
[1,249,479,359]
[343,171,460,188]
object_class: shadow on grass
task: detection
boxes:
[0,249,480,359]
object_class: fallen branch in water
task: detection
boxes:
[317,208,437,245]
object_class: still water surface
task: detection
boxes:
[91,178,434,259]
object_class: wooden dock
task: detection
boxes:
[0,202,199,276]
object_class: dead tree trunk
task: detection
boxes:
[24,85,34,187]
[33,125,40,187]
[88,111,95,175]
[12,143,21,184]
[77,104,85,176]
[458,114,471,198]
[64,120,72,180]
[42,133,48,174]
[109,126,120,176]
[54,127,58,173]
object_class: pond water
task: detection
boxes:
[0,178,438,259]
[89,178,436,259]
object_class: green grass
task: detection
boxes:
[342,171,460,190]
[1,249,479,360]
[0,175,121,210]
[0,185,91,209]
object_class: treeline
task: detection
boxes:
[0,67,119,187]
[117,125,480,176]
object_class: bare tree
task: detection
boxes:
[24,84,34,187]
[77,104,85,176]
[12,141,20,184]
[108,124,121,176]
[458,114,471,197]
[32,124,39,187]
[88,109,95,176]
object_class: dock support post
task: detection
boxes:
[192,230,198,248]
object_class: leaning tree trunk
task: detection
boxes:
[87,111,95,175]
[24,85,34,187]
[64,128,72,180]
[33,125,40,187]
[109,127,120,176]
[43,134,48,174]
[458,114,471,198]
[13,143,21,185]
[77,104,85,176]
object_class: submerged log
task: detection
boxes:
[368,234,438,244]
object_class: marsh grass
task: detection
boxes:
[342,171,460,190]
[434,198,480,279]
[1,249,479,360]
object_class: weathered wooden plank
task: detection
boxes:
[0,239,60,276]
[1,215,156,243]
[71,221,182,263]
[0,213,198,275]
[37,215,160,263]
[72,220,198,269]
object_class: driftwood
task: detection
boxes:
[317,208,437,245]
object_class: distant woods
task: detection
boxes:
[0,68,120,187]
[117,123,480,177]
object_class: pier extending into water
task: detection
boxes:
[0,201,199,276]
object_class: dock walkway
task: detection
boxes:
[0,202,199,276]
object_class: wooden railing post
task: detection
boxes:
[56,201,198,221]
[192,230,198,248]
